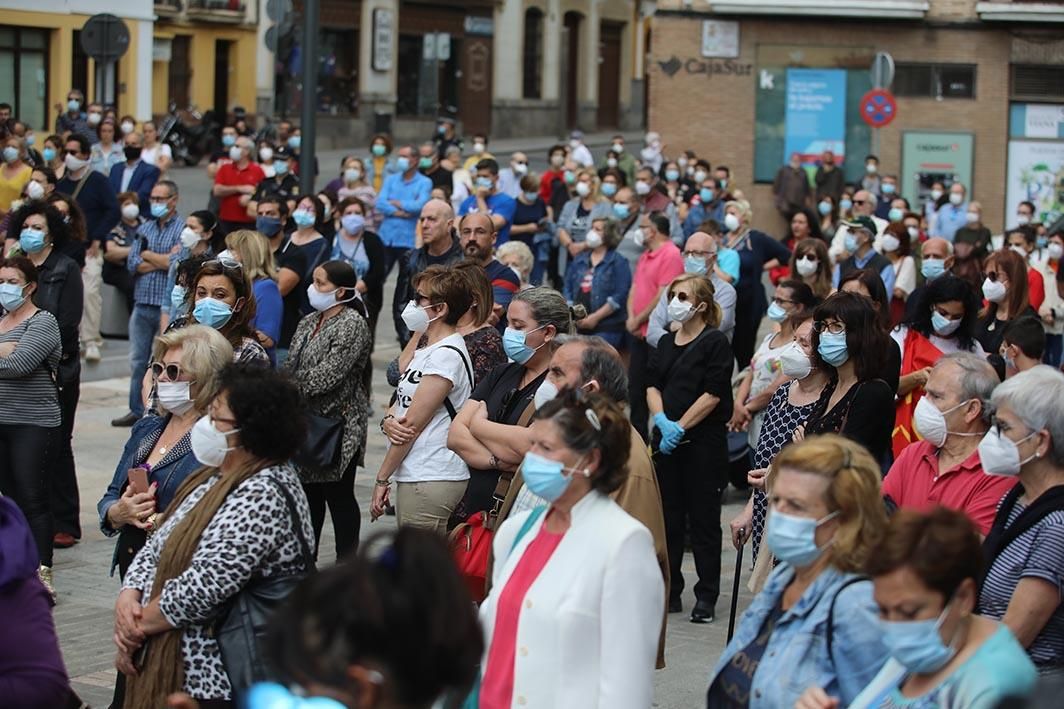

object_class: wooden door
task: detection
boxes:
[597,22,622,128]
[213,40,232,116]
[564,12,582,129]
[459,35,493,136]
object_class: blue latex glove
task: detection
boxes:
[653,413,685,453]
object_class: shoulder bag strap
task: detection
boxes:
[439,344,473,420]
[826,575,869,659]
[70,167,92,200]
[270,478,316,572]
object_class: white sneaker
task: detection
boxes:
[85,344,101,362]
[38,565,56,605]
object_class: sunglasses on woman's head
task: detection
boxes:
[205,256,242,271]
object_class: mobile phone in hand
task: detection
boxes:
[128,467,149,495]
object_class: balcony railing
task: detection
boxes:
[186,0,248,19]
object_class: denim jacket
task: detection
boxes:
[563,248,631,332]
[708,563,889,708]
[97,415,203,575]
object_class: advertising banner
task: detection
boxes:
[783,68,847,166]
[1007,140,1064,227]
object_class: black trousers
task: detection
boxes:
[52,377,81,538]
[732,299,761,369]
[385,246,411,346]
[0,423,58,566]
[655,430,727,609]
[628,335,651,442]
[303,457,360,562]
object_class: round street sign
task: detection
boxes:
[860,88,897,128]
[80,14,130,62]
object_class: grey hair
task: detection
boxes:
[935,352,998,417]
[990,365,1064,467]
[513,287,581,336]
[553,334,629,404]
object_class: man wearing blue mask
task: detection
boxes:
[458,158,517,246]
[112,181,184,426]
[682,176,726,239]
[903,238,955,321]
[833,216,895,295]
[647,231,736,346]
[248,144,299,218]
[375,143,433,276]
[874,174,900,220]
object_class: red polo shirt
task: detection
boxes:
[632,241,684,337]
[214,160,265,223]
[882,440,1018,535]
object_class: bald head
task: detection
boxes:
[922,237,953,260]
[681,231,718,274]
[419,199,455,249]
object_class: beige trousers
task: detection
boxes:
[395,480,468,534]
[80,252,103,348]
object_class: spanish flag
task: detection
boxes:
[892,329,943,458]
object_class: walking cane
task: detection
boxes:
[726,541,744,643]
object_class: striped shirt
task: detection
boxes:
[0,310,62,427]
[128,212,184,306]
[979,500,1064,669]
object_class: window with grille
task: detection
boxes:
[894,63,976,99]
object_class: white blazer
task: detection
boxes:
[478,491,665,709]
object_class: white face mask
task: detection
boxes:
[881,234,901,253]
[907,226,920,241]
[401,300,439,333]
[779,342,813,379]
[533,378,559,410]
[24,180,45,201]
[949,192,964,206]
[978,426,1039,477]
[930,189,943,201]
[966,211,979,224]
[724,213,741,232]
[157,381,195,416]
[190,415,240,467]
[606,157,618,169]
[585,230,603,249]
[693,170,707,183]
[795,256,818,277]
[982,278,1007,304]
[667,297,695,323]
[913,396,974,448]
[866,162,878,174]
[473,142,486,154]
[1016,214,1030,226]
[634,180,651,196]
[307,283,354,312]
[64,153,88,171]
[259,147,274,161]
[121,121,135,135]
[1049,243,1063,261]
[575,182,591,197]
[179,227,201,249]
[121,203,140,221]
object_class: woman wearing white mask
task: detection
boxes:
[103,192,144,311]
[730,318,830,583]
[708,435,890,708]
[283,261,371,559]
[114,364,315,707]
[802,507,1037,709]
[648,274,733,622]
[161,210,218,329]
[277,195,329,354]
[881,221,918,326]
[976,249,1034,357]
[891,276,985,459]
[474,391,663,709]
[561,219,631,349]
[976,365,1064,673]
[335,156,378,229]
[372,265,475,532]
[556,168,611,269]
[789,237,834,300]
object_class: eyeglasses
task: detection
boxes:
[150,362,184,381]
[668,291,693,302]
[149,194,174,203]
[813,320,846,335]
[205,256,242,271]
[683,250,716,259]
[852,199,868,206]
[772,297,797,306]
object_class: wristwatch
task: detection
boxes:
[489,454,499,469]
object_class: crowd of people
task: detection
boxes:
[2,98,1064,707]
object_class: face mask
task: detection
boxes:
[718,178,728,189]
[273,160,289,176]
[915,396,974,448]
[818,201,832,216]
[396,156,411,172]
[979,426,1038,477]
[606,157,618,169]
[157,381,195,415]
[818,330,849,367]
[767,301,788,322]
[473,141,485,154]
[150,202,169,219]
[118,121,134,135]
[401,300,439,333]
[611,143,624,154]
[882,183,896,195]
[522,191,539,203]
[633,229,646,248]
[503,325,546,364]
[42,147,56,162]
[1016,214,1030,226]
[908,226,920,241]
[2,147,18,163]
[419,156,434,169]
[693,170,707,183]
[667,297,695,323]
[599,182,617,198]
[19,228,46,253]
[882,603,958,674]
[966,211,979,224]
[259,147,274,162]
[476,176,494,191]
[795,256,818,277]
[564,170,577,185]
[766,509,839,567]
[513,162,528,176]
[881,234,901,253]
[25,180,45,201]
[288,136,301,150]
[888,208,904,223]
[67,99,80,112]
[533,379,559,410]
[949,193,964,206]
[193,297,235,330]
[700,188,715,203]
[0,282,29,311]
[1049,243,1063,261]
[255,217,283,239]
[634,181,651,196]
[866,163,877,174]
[844,232,859,253]
[724,213,741,232]
[927,307,962,336]
[665,169,680,182]
[343,167,362,183]
[922,258,945,281]
[684,254,708,276]
[372,143,387,157]
[308,283,352,312]
[780,342,813,379]
[229,146,243,161]
[1009,244,1028,260]
[678,158,688,169]
[1037,236,1048,250]
[171,284,187,307]
[221,134,236,148]
[575,182,591,197]
[178,227,201,249]
[612,203,630,220]
[292,210,316,228]
[585,230,603,249]
[190,415,240,467]
[87,112,102,126]
[839,198,853,212]
[522,451,588,502]
[116,204,140,224]
[123,145,143,162]
[982,278,1007,304]
[1001,347,1017,372]
[64,153,88,171]
[930,189,943,200]
[341,213,365,235]
[550,154,565,168]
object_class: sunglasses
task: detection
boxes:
[204,256,243,271]
[852,199,868,206]
[150,362,183,381]
[984,271,1002,282]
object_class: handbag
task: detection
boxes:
[213,479,316,696]
[289,326,345,471]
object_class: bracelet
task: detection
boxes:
[375,478,391,487]
[379,414,394,435]
[489,454,499,469]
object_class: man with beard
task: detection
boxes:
[460,211,519,330]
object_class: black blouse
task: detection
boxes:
[802,378,894,467]
[648,327,734,436]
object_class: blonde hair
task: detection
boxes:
[497,241,534,283]
[151,324,234,413]
[771,434,888,573]
[225,229,276,282]
[725,199,752,223]
[576,167,603,201]
[667,274,721,328]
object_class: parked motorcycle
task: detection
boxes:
[159,102,223,166]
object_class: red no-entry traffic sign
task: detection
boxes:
[860,89,897,128]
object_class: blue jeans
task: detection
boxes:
[128,304,161,416]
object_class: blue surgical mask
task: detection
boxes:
[921,258,946,281]
[19,228,47,254]
[882,183,896,195]
[193,297,235,330]
[818,201,832,216]
[395,156,411,172]
[767,301,788,323]
[288,135,301,150]
[684,254,708,276]
[341,213,365,234]
[273,160,289,175]
[42,147,57,162]
[2,146,18,163]
[372,143,387,156]
[292,210,316,228]
[246,681,347,709]
[699,188,715,203]
[523,191,539,202]
[256,215,283,237]
[221,134,236,147]
[1037,236,1049,249]
[766,509,838,567]
[522,452,587,502]
[150,202,169,219]
[503,325,546,364]
[171,284,187,307]
[839,198,853,212]
[888,207,904,222]
[67,99,80,112]
[601,183,617,198]
[665,169,680,182]
[476,176,494,191]
[931,310,961,337]
[612,203,630,220]
[844,232,859,253]
[881,603,957,674]
[818,330,849,367]
[0,282,29,312]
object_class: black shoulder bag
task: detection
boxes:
[214,479,316,696]
[290,323,345,471]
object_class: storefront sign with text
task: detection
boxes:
[656,55,753,79]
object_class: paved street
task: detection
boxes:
[56,133,755,708]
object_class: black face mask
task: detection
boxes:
[124,146,142,162]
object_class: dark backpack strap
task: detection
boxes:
[439,344,474,420]
[826,575,868,660]
[981,484,1064,589]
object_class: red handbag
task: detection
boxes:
[450,511,494,602]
